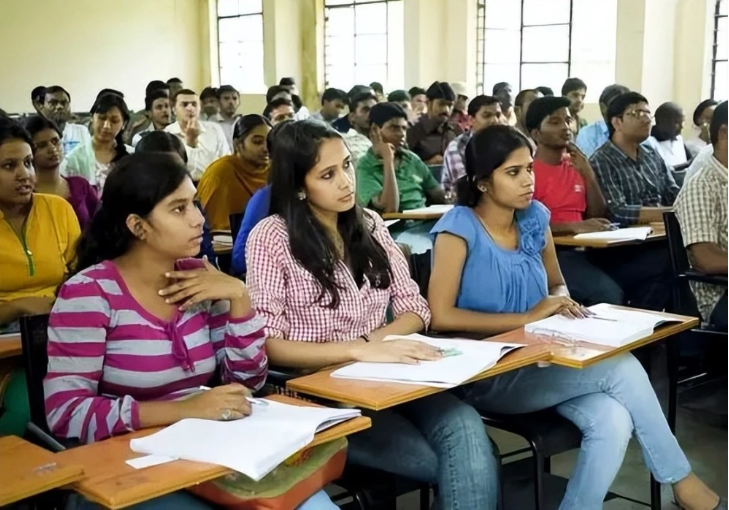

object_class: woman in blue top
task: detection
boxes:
[429,125,724,510]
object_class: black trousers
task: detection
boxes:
[710,291,728,331]
[557,243,673,311]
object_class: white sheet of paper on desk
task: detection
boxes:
[331,334,524,388]
[573,227,652,241]
[213,235,233,245]
[126,454,177,469]
[402,204,454,215]
[384,219,401,228]
[525,303,682,348]
[130,399,360,481]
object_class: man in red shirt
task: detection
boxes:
[528,97,673,310]
[527,96,622,305]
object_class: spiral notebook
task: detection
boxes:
[130,399,361,481]
[525,304,681,347]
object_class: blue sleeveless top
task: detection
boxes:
[430,201,550,314]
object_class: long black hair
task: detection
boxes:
[24,115,62,140]
[90,92,131,163]
[135,131,188,163]
[457,125,533,207]
[73,152,190,273]
[233,114,272,142]
[268,120,392,308]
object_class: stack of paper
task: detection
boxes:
[402,204,454,215]
[213,234,233,245]
[525,303,681,347]
[573,226,652,241]
[130,400,361,481]
[331,334,524,388]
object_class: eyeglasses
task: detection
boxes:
[622,109,653,121]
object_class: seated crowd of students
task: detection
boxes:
[0,72,726,510]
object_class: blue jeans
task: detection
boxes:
[70,489,337,509]
[462,353,691,510]
[347,391,496,509]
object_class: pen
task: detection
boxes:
[198,386,269,406]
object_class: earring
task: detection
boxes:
[478,186,488,193]
[296,191,306,201]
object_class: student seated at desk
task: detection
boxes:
[43,153,336,510]
[246,120,494,509]
[528,96,670,308]
[356,103,445,213]
[428,125,725,510]
[0,117,81,327]
[675,101,728,331]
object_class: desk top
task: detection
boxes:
[55,394,370,509]
[0,435,84,506]
[287,306,698,410]
[0,334,22,360]
[213,242,232,255]
[553,223,666,249]
[287,333,551,411]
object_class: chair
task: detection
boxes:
[408,249,583,510]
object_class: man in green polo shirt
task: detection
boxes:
[356,102,446,213]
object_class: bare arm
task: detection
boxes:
[638,206,672,224]
[371,156,400,213]
[0,298,54,327]
[542,229,570,297]
[568,143,608,219]
[265,337,365,370]
[428,233,533,335]
[688,243,729,274]
[426,185,447,205]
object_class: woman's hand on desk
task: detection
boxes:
[352,340,443,365]
[160,259,251,313]
[528,296,589,322]
[180,383,252,421]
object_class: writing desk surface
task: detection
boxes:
[212,242,233,255]
[54,394,371,510]
[553,222,666,248]
[287,334,552,411]
[0,333,22,359]
[0,435,84,506]
[287,306,698,410]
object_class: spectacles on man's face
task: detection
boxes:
[622,109,653,121]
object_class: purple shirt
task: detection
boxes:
[64,176,99,230]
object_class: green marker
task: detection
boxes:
[440,348,463,358]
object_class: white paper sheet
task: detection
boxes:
[331,334,524,388]
[573,227,652,241]
[213,235,233,245]
[130,400,360,481]
[402,205,454,215]
[126,454,177,469]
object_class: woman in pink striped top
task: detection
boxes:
[44,153,337,510]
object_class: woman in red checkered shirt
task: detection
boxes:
[246,120,498,509]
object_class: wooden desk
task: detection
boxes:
[382,205,453,221]
[55,394,370,509]
[0,435,84,506]
[288,334,552,411]
[0,334,22,359]
[287,307,698,410]
[213,242,232,255]
[553,223,666,249]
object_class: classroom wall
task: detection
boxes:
[0,0,208,113]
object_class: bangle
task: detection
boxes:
[359,334,370,343]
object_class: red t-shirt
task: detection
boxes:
[533,158,587,224]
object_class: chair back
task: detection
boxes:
[427,165,443,185]
[229,212,244,242]
[19,314,51,432]
[663,211,700,316]
[409,250,432,299]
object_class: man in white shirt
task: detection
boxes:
[209,85,240,150]
[165,89,230,182]
[39,85,91,155]
[131,89,172,147]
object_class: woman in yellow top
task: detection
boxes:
[197,115,271,231]
[0,117,81,327]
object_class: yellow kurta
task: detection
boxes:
[0,194,81,302]
[196,155,269,231]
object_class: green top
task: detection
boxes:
[356,148,440,212]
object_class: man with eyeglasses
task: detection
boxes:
[587,92,678,311]
[590,92,679,227]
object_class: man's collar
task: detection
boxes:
[605,139,648,161]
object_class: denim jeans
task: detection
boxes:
[347,390,497,509]
[70,488,337,509]
[462,353,691,510]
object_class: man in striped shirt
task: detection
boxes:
[589,92,679,227]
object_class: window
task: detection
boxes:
[324,0,404,91]
[217,0,265,93]
[476,0,617,102]
[712,0,727,100]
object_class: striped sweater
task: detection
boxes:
[44,261,268,444]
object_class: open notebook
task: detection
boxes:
[525,303,682,347]
[130,400,361,481]
[331,334,524,388]
[573,226,652,241]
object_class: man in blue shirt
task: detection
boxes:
[575,84,629,157]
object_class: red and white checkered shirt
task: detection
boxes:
[246,212,431,342]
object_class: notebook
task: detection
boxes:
[402,204,454,216]
[331,334,524,388]
[573,226,652,241]
[524,303,682,347]
[130,399,361,481]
